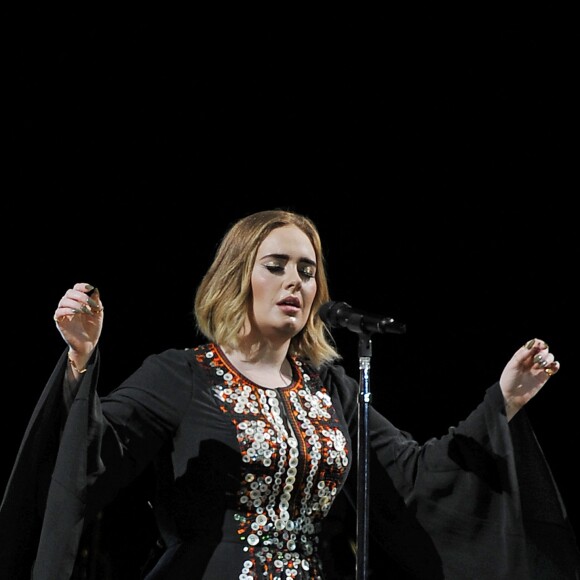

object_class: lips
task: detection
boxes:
[277,296,301,308]
[277,296,301,314]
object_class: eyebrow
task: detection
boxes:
[260,253,317,266]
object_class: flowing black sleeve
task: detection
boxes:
[0,348,195,580]
[0,350,73,580]
[321,363,580,580]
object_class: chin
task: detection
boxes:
[276,318,304,338]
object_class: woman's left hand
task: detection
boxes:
[500,338,560,420]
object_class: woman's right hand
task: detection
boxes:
[54,282,104,370]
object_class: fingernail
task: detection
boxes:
[87,298,99,308]
[85,284,95,292]
[525,339,535,349]
[541,342,549,350]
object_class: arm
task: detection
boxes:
[1,282,193,579]
[325,339,577,578]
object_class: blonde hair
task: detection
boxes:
[194,209,340,368]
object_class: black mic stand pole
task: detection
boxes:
[317,300,406,579]
[356,332,372,580]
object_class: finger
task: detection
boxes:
[88,287,103,313]
[513,338,540,365]
[73,282,96,294]
[54,311,74,323]
[76,284,103,313]
[54,283,103,321]
[523,337,549,351]
[533,351,555,370]
[543,360,560,378]
[519,337,549,360]
[54,292,81,320]
[522,338,560,379]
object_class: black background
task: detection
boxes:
[3,7,578,576]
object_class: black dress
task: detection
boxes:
[1,343,579,579]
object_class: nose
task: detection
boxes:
[285,266,303,290]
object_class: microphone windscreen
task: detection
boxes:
[318,301,350,328]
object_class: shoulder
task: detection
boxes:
[106,346,208,428]
[138,347,197,377]
[319,362,348,381]
[139,344,208,373]
[317,361,357,389]
[136,343,221,387]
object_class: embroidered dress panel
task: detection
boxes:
[195,344,350,579]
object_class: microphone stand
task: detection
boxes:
[353,325,405,580]
[317,300,406,579]
[356,332,372,580]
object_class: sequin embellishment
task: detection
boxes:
[196,344,350,579]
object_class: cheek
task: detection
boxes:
[304,282,317,307]
[251,271,275,302]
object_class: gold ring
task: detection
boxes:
[544,367,556,377]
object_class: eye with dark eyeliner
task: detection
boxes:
[264,264,285,274]
[264,264,315,280]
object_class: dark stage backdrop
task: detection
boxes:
[3,8,578,578]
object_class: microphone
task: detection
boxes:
[318,301,406,335]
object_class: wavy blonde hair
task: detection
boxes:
[194,209,340,368]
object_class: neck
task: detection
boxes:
[221,339,293,389]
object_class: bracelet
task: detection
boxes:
[68,352,88,374]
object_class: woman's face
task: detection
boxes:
[249,225,317,342]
